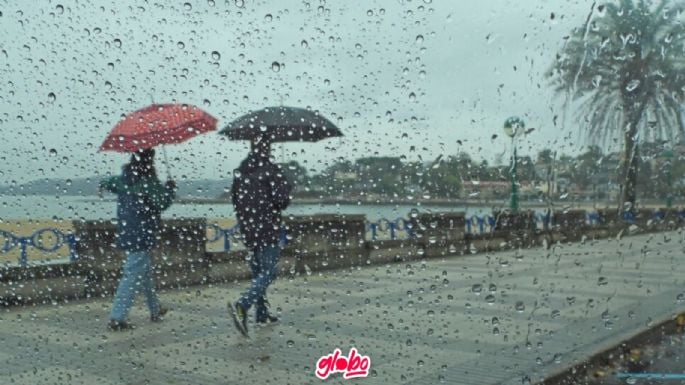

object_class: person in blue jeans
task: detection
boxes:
[229,135,292,337]
[99,148,176,331]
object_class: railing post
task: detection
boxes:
[19,237,29,267]
[67,234,78,262]
[370,223,378,241]
[466,217,473,234]
[223,229,231,251]
[404,222,415,238]
[389,222,397,240]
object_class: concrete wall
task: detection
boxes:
[0,210,679,306]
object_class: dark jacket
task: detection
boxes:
[100,166,175,251]
[231,154,292,251]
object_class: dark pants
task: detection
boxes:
[238,245,279,321]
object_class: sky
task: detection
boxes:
[0,0,598,183]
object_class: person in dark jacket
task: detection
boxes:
[99,148,176,331]
[229,135,292,337]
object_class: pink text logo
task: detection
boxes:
[316,348,371,380]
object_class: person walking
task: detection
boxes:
[100,148,176,331]
[229,135,292,337]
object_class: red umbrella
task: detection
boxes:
[100,103,217,152]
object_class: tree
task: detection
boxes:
[421,156,462,197]
[537,149,554,165]
[548,0,685,212]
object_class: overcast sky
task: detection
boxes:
[0,0,597,183]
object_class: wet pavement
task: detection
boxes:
[1,231,685,385]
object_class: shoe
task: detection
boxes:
[150,307,169,322]
[108,319,134,331]
[256,298,278,325]
[256,313,279,325]
[229,302,249,338]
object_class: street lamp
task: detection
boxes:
[503,117,524,211]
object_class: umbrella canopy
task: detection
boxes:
[219,106,343,142]
[100,103,217,152]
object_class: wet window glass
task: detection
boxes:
[1,1,684,384]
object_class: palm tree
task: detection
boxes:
[548,0,685,212]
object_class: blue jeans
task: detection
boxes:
[238,245,280,321]
[110,250,160,322]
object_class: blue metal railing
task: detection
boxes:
[366,217,414,241]
[0,228,78,267]
[6,209,685,263]
[205,224,289,251]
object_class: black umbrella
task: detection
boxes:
[219,106,343,142]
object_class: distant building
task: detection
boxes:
[334,171,358,181]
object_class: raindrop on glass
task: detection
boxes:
[515,301,525,312]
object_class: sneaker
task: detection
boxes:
[256,313,279,325]
[150,307,170,322]
[108,320,134,331]
[229,302,249,338]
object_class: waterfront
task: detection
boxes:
[0,195,501,222]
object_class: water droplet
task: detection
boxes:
[211,51,220,60]
[183,2,192,11]
[597,276,608,286]
[207,0,215,6]
[551,309,560,319]
[301,40,308,48]
[264,13,273,22]
[367,9,373,16]
[286,340,294,347]
[47,92,56,102]
[515,301,525,312]
[485,294,495,304]
[113,39,122,48]
[235,0,244,7]
[177,41,185,49]
[271,61,281,72]
[626,79,640,92]
[409,92,416,101]
[415,35,424,44]
[56,4,64,14]
[471,284,482,294]
[49,149,57,157]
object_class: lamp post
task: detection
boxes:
[503,117,524,211]
[661,149,674,208]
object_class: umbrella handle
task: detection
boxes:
[162,145,172,180]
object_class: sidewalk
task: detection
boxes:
[1,231,683,384]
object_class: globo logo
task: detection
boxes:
[316,348,371,380]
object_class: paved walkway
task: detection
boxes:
[1,231,685,385]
